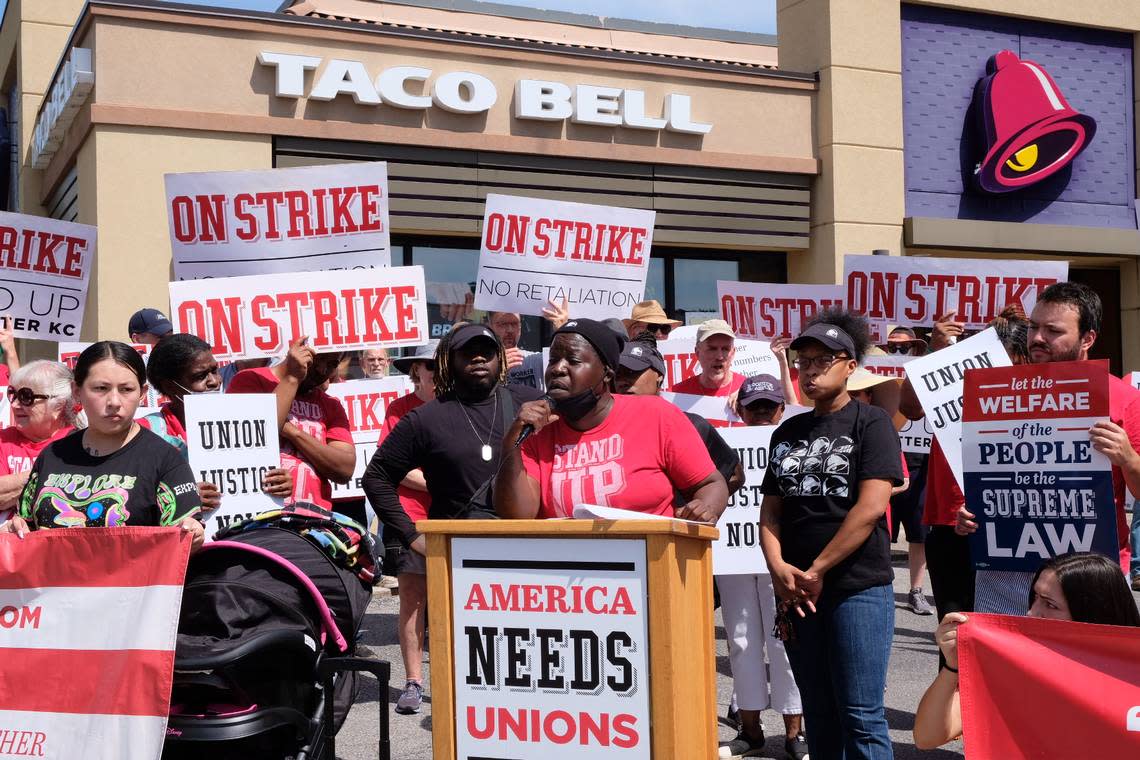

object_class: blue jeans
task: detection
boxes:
[784,583,894,760]
[1131,500,1140,579]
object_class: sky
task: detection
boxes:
[0,1,777,35]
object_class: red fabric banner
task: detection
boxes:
[0,528,190,759]
[959,613,1140,758]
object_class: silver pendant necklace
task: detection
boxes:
[458,390,498,462]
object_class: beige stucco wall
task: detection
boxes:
[778,0,1140,369]
[68,9,814,177]
[78,127,271,344]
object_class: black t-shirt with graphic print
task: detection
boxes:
[760,399,902,593]
[18,428,202,529]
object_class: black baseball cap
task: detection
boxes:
[618,341,666,376]
[739,374,785,406]
[448,323,500,352]
[790,322,856,358]
[128,308,173,337]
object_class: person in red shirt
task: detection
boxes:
[228,338,355,509]
[0,361,75,517]
[901,306,1029,626]
[957,284,1140,615]
[378,341,437,711]
[495,318,728,521]
[140,333,293,524]
[671,319,746,397]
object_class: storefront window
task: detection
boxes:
[673,257,738,324]
[645,257,665,305]
[409,244,545,351]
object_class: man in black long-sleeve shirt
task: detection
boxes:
[363,323,542,556]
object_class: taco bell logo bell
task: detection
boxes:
[972,50,1096,194]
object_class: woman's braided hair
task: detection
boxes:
[433,322,508,397]
[989,303,1030,364]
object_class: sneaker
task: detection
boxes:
[378,575,399,590]
[718,730,765,758]
[395,681,423,714]
[785,733,810,760]
[908,588,934,615]
[1131,574,1140,592]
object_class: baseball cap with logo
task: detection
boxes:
[128,308,173,337]
[618,340,666,377]
[790,322,857,358]
[739,373,785,406]
[695,319,736,344]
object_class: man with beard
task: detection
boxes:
[958,282,1140,614]
[228,337,356,508]
[362,323,542,713]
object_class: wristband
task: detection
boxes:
[943,664,958,674]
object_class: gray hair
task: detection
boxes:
[10,360,77,426]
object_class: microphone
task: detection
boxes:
[514,394,554,447]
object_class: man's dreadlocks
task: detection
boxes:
[433,322,509,397]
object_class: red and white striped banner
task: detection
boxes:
[0,528,191,759]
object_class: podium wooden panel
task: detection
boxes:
[421,519,719,760]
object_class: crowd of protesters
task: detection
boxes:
[0,279,1138,760]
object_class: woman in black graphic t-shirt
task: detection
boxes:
[1,342,203,548]
[759,309,902,760]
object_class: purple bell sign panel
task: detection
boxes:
[902,5,1135,229]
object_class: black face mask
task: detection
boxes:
[553,376,608,422]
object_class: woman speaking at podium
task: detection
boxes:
[494,319,728,522]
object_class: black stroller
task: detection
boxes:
[162,509,391,760]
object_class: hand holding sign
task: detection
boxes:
[1088,420,1138,467]
[283,337,316,383]
[930,310,966,350]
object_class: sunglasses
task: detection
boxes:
[884,343,914,355]
[7,387,50,406]
[647,324,672,337]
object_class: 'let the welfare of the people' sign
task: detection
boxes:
[962,360,1118,571]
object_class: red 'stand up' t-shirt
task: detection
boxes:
[228,367,353,508]
[521,394,715,518]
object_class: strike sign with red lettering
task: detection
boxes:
[0,211,95,342]
[165,162,391,280]
[475,194,654,320]
[325,377,412,499]
[962,360,1117,571]
[453,537,650,760]
[170,266,428,361]
[718,281,844,339]
[844,255,1066,340]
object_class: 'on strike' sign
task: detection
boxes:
[717,281,844,340]
[474,194,654,321]
[962,360,1118,571]
[324,377,412,500]
[169,266,428,361]
[843,254,1066,340]
[452,536,650,760]
[165,161,391,280]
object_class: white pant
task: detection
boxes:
[716,573,802,714]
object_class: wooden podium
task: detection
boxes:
[421,519,719,760]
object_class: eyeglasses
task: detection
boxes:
[793,355,849,372]
[885,343,913,355]
[648,324,672,337]
[7,387,50,406]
